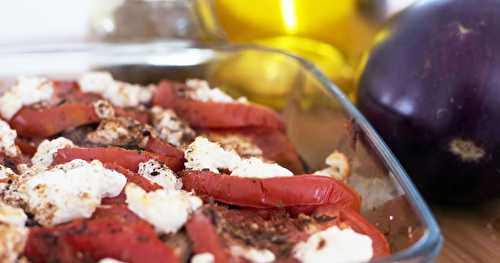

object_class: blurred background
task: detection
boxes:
[0,0,415,100]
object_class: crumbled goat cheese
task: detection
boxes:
[18,159,126,226]
[184,137,241,173]
[314,151,350,181]
[0,120,19,157]
[125,183,201,234]
[0,165,17,201]
[191,253,215,263]
[205,133,262,158]
[98,258,126,263]
[31,137,75,169]
[230,246,275,263]
[138,159,182,190]
[78,72,153,107]
[0,165,14,180]
[0,76,54,120]
[151,106,195,147]
[231,157,293,178]
[86,117,156,147]
[293,226,373,263]
[93,100,116,119]
[185,137,292,178]
[0,201,27,228]
[0,223,28,262]
[185,79,247,103]
[0,201,28,262]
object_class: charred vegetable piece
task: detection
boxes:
[54,146,183,172]
[182,171,360,211]
[153,81,285,131]
[24,205,179,263]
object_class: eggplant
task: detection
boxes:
[357,0,500,204]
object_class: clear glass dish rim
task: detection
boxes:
[0,41,443,262]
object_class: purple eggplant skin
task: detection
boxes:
[357,0,500,204]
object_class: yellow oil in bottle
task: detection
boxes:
[202,0,383,101]
[213,0,378,64]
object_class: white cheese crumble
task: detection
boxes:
[98,258,126,263]
[151,106,195,147]
[231,157,293,178]
[0,201,28,262]
[0,120,19,157]
[185,137,292,178]
[0,223,28,262]
[78,72,153,107]
[191,253,215,263]
[314,151,350,181]
[185,79,247,103]
[230,246,275,263]
[0,165,16,191]
[93,99,116,119]
[18,159,126,226]
[0,165,15,193]
[293,226,373,263]
[138,159,182,190]
[125,183,202,234]
[185,137,241,173]
[31,137,75,169]
[0,201,27,228]
[0,76,54,120]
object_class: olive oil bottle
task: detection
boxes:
[198,0,415,104]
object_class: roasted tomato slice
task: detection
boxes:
[24,205,179,263]
[186,210,234,263]
[54,146,183,172]
[144,137,185,170]
[181,171,361,211]
[153,81,285,131]
[186,204,389,262]
[10,80,150,138]
[115,107,151,124]
[10,103,100,138]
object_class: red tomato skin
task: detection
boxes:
[152,81,285,131]
[182,171,360,211]
[152,81,176,109]
[186,211,233,263]
[24,206,179,263]
[54,147,183,172]
[174,100,285,131]
[115,107,151,124]
[10,103,100,138]
[144,137,185,171]
[54,147,147,172]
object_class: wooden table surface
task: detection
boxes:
[433,199,500,262]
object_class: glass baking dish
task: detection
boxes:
[0,42,442,262]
